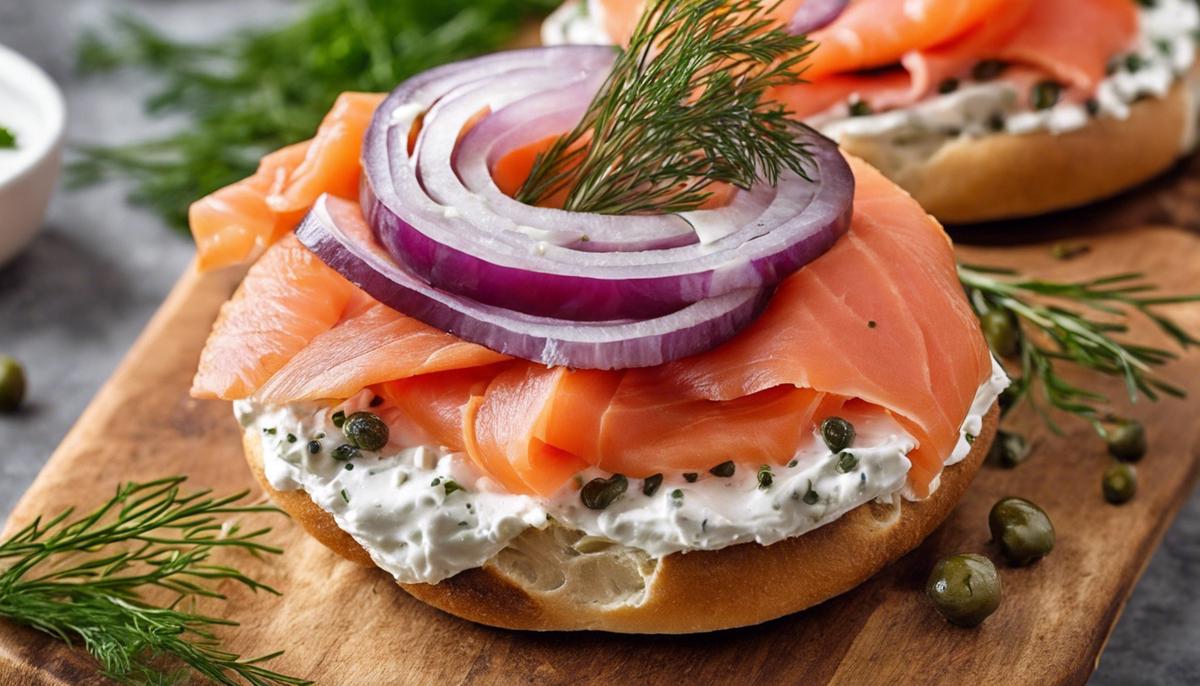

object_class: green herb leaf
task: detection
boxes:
[69,0,558,230]
[516,0,815,214]
[0,126,16,150]
[959,264,1200,435]
[0,477,308,685]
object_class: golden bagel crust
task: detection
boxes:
[244,404,998,633]
[836,75,1199,224]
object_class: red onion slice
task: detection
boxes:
[361,46,854,322]
[298,194,770,370]
[788,0,850,35]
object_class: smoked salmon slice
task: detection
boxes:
[189,92,384,271]
[193,146,989,497]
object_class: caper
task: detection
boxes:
[683,472,699,483]
[986,430,1029,469]
[1105,419,1146,462]
[980,309,1020,358]
[330,444,360,462]
[988,497,1055,566]
[835,452,859,474]
[971,59,1008,81]
[709,461,735,477]
[820,416,856,453]
[1031,81,1063,110]
[342,411,389,451]
[937,78,959,94]
[331,410,346,427]
[642,473,663,496]
[926,553,1002,627]
[847,97,872,117]
[1102,462,1138,504]
[581,474,628,510]
[0,355,27,413]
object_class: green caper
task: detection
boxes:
[709,461,735,477]
[937,78,959,94]
[820,416,856,453]
[987,430,1030,468]
[0,355,27,413]
[683,472,699,483]
[835,452,859,473]
[342,411,389,451]
[847,97,872,117]
[1105,420,1146,462]
[980,309,1020,358]
[330,444,360,462]
[971,59,1008,81]
[926,553,1002,627]
[642,473,663,496]
[581,474,628,510]
[1031,81,1063,110]
[331,410,346,427]
[1102,462,1137,504]
[988,497,1055,566]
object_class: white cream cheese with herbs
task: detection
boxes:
[236,358,1008,585]
[544,0,1199,147]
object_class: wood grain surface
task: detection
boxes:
[1,167,1199,684]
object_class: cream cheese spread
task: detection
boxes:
[237,357,1008,584]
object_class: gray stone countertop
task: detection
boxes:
[0,1,1196,683]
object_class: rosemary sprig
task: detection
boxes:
[69,0,557,230]
[959,264,1200,434]
[0,477,308,686]
[516,0,815,214]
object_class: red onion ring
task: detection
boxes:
[788,0,850,35]
[298,194,770,370]
[360,46,855,322]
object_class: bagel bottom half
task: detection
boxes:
[245,403,999,633]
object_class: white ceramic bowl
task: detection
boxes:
[0,43,65,266]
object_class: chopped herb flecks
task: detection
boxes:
[757,465,773,489]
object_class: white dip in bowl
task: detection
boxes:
[0,43,65,266]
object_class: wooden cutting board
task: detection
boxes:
[2,177,1199,684]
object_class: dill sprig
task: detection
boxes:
[0,477,308,686]
[516,0,815,214]
[69,0,557,230]
[959,264,1200,434]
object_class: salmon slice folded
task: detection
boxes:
[189,92,385,271]
[192,127,990,497]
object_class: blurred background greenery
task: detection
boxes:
[68,0,557,229]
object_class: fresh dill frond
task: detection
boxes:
[0,477,308,685]
[516,0,815,214]
[69,0,558,230]
[959,264,1200,434]
[0,125,16,149]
